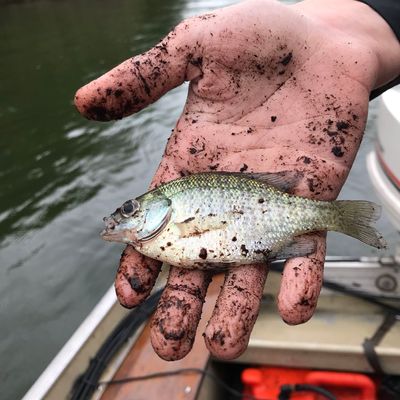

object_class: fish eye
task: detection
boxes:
[120,199,139,218]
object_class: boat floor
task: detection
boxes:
[96,271,400,400]
[99,274,223,400]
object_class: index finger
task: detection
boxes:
[74,22,202,121]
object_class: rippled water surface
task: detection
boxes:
[0,0,397,398]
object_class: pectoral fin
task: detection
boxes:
[274,236,317,259]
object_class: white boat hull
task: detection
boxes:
[367,85,400,231]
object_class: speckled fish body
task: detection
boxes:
[101,172,386,270]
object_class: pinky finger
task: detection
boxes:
[277,232,326,324]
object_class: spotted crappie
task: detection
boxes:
[101,172,386,269]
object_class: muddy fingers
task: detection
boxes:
[278,232,326,324]
[115,246,162,308]
[74,22,200,121]
[204,264,267,359]
[150,267,212,360]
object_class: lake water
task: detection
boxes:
[0,0,397,398]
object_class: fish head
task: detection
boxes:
[101,199,143,244]
[101,195,172,245]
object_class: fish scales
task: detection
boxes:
[101,172,385,270]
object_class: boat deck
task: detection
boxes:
[99,275,224,400]
[97,271,400,399]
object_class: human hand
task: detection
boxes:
[75,0,400,360]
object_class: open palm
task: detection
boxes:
[75,0,382,360]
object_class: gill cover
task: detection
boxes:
[136,196,172,242]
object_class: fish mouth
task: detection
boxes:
[100,214,124,242]
[100,215,120,242]
[100,227,138,244]
[100,228,125,242]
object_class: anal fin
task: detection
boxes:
[274,236,317,260]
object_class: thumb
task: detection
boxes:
[74,22,201,121]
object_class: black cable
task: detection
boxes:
[70,260,400,399]
[271,261,400,395]
[69,288,163,400]
[322,280,400,314]
[98,367,273,400]
[269,261,400,314]
[278,384,337,400]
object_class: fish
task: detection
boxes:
[101,171,386,270]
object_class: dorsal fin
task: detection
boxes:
[210,171,303,193]
[241,171,303,193]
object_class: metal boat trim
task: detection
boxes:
[22,285,120,400]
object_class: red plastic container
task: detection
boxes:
[242,367,377,400]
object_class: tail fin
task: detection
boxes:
[333,200,387,249]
